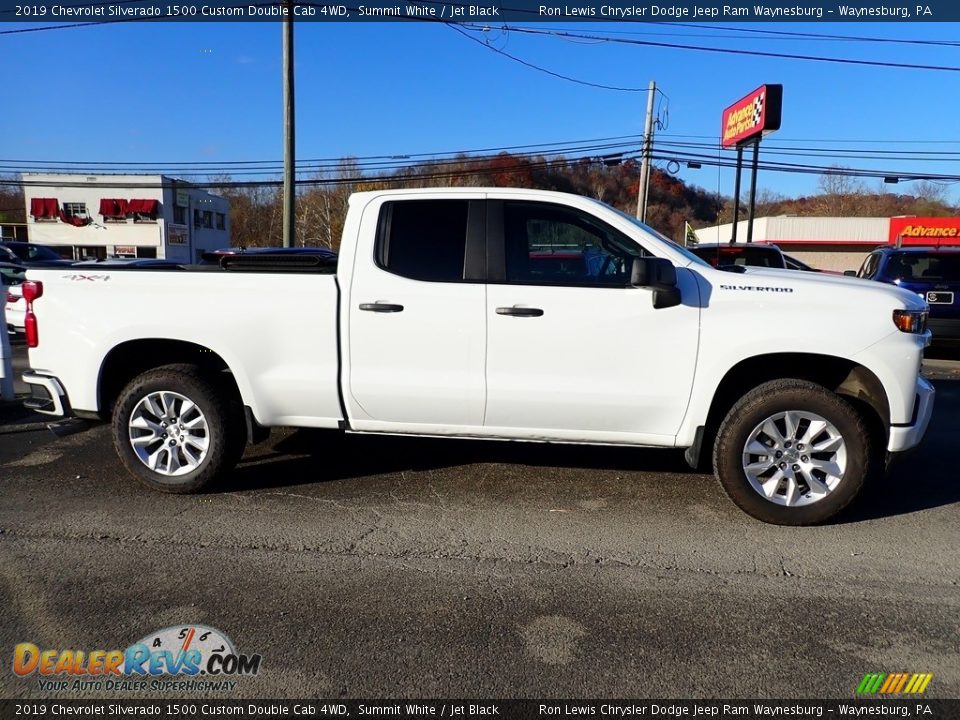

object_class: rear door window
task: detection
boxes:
[376,200,470,282]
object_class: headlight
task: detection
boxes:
[892,309,928,334]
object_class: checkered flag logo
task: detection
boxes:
[752,92,765,128]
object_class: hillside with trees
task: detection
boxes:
[3,157,957,250]
[216,155,958,251]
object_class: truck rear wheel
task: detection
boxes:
[713,379,875,526]
[112,364,245,493]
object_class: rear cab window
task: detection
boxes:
[375,200,473,282]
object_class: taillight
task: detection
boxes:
[21,281,43,302]
[22,280,43,348]
[25,312,39,348]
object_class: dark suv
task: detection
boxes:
[856,246,960,343]
[688,243,787,269]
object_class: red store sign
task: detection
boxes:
[889,216,960,246]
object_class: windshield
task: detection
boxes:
[607,206,711,268]
[886,253,960,282]
[691,245,784,269]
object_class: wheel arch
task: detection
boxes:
[692,353,889,467]
[98,339,243,417]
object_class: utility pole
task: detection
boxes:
[282,0,296,248]
[636,80,656,222]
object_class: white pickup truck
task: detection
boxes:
[21,188,934,525]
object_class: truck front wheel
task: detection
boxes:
[713,379,876,525]
[112,364,246,493]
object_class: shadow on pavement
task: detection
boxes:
[228,378,960,524]
[841,376,960,522]
[227,428,695,493]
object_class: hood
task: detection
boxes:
[711,266,928,311]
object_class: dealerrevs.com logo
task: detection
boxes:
[13,625,262,693]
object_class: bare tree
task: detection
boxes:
[814,167,866,215]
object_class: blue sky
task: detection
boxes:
[2,20,959,202]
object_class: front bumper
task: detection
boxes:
[887,375,935,453]
[928,317,960,341]
[22,372,70,417]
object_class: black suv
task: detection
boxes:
[855,246,960,343]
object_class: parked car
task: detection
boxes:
[0,241,74,267]
[21,188,933,525]
[689,243,787,269]
[201,246,338,266]
[783,253,845,276]
[71,258,185,269]
[1,261,26,336]
[854,246,960,344]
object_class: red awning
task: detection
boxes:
[129,199,158,215]
[99,198,129,217]
[30,197,60,218]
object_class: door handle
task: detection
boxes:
[496,306,544,317]
[359,302,404,313]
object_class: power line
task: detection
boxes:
[470,25,960,74]
[445,23,646,92]
[4,148,960,191]
[7,136,960,178]
[646,22,960,48]
[0,134,644,167]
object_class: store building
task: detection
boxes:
[22,174,230,262]
[694,215,960,272]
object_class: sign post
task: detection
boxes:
[0,302,14,402]
[721,84,783,243]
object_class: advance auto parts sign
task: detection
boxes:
[721,84,783,148]
[889,216,960,246]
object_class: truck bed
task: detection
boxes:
[26,265,344,428]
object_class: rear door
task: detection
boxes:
[346,196,488,431]
[482,199,700,443]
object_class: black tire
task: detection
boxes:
[112,364,246,493]
[713,379,876,526]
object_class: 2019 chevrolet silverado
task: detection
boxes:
[20,189,934,525]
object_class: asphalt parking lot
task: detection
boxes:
[1,343,959,700]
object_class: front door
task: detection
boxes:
[483,200,700,443]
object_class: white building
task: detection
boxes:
[693,216,895,272]
[23,174,230,262]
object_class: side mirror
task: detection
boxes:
[631,257,682,309]
[843,270,858,277]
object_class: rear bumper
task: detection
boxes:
[887,375,935,453]
[21,372,70,417]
